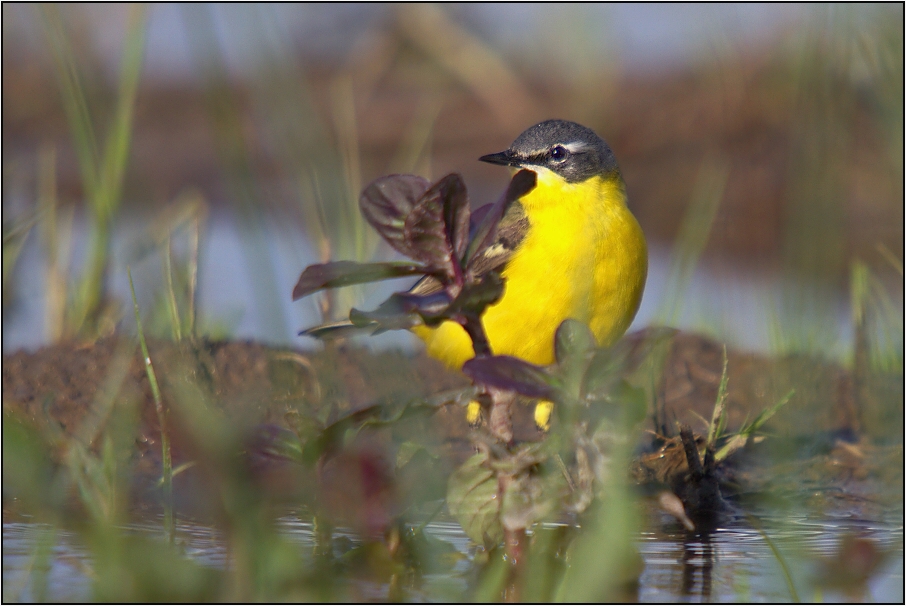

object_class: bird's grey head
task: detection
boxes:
[479,119,620,183]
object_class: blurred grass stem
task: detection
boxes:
[748,514,801,602]
[128,266,174,542]
[37,146,73,342]
[182,4,290,342]
[657,156,728,326]
[39,5,147,338]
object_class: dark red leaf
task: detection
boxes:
[350,290,453,332]
[404,176,454,273]
[359,174,431,258]
[405,174,469,280]
[443,272,505,318]
[292,260,427,300]
[462,355,560,400]
[441,174,471,261]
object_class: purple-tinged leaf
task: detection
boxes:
[292,260,427,300]
[360,174,431,258]
[350,290,453,332]
[299,321,363,340]
[463,169,536,270]
[441,174,471,260]
[404,173,470,280]
[349,306,418,332]
[404,174,456,275]
[462,355,560,400]
[469,202,492,229]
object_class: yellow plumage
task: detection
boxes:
[413,168,647,369]
[296,120,646,433]
[405,119,648,431]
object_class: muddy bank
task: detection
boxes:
[4,329,886,509]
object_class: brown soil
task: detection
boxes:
[2,329,869,508]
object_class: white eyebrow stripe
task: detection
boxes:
[563,141,592,153]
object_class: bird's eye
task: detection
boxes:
[550,145,568,161]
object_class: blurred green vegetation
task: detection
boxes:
[1,4,902,603]
[37,4,146,339]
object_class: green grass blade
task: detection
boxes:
[163,237,183,341]
[128,266,174,542]
[706,345,729,448]
[95,5,147,220]
[747,514,801,602]
[38,5,100,199]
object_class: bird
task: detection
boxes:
[411,119,648,429]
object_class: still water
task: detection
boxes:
[4,505,902,602]
[3,209,865,358]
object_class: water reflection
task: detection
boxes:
[2,522,91,603]
[680,531,714,600]
[4,507,902,602]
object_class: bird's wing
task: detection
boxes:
[409,200,529,296]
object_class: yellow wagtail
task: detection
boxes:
[412,119,648,429]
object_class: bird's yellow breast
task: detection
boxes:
[413,170,647,368]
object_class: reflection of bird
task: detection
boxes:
[413,120,648,429]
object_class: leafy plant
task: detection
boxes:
[294,170,536,349]
[293,168,651,599]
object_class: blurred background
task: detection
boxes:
[3,3,903,361]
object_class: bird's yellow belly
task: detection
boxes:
[414,177,647,369]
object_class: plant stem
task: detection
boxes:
[462,312,492,358]
[128,266,175,542]
[462,302,524,595]
[164,236,183,341]
[502,526,525,603]
[75,219,111,335]
[487,385,522,597]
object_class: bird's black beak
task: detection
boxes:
[479,149,521,167]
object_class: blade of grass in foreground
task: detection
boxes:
[36,146,75,342]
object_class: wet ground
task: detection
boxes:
[0,330,835,479]
[2,329,903,601]
[2,329,899,507]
